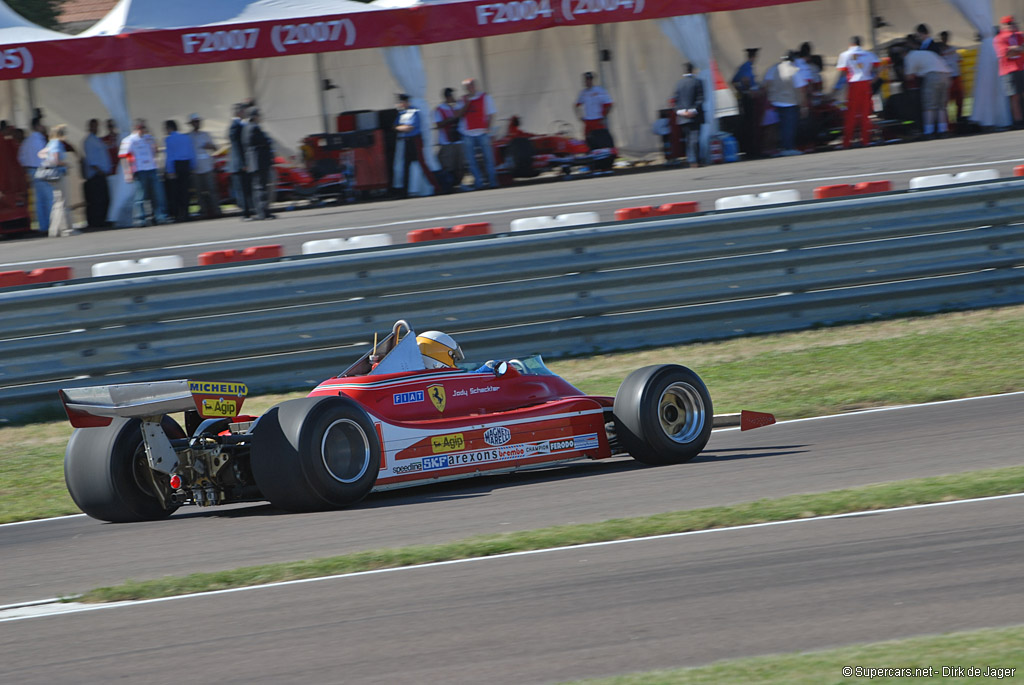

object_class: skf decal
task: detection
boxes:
[484,426,511,446]
[422,455,449,471]
[393,390,424,405]
[427,384,446,412]
[431,433,465,453]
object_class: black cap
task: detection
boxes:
[746,47,759,57]
[397,93,410,102]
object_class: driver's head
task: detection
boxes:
[416,330,465,369]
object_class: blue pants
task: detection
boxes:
[462,133,498,189]
[132,169,168,226]
[778,106,799,151]
[30,173,53,233]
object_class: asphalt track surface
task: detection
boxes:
[3,131,1024,278]
[2,495,1023,684]
[2,394,1021,609]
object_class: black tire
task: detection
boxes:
[64,416,186,523]
[613,364,713,465]
[250,396,381,512]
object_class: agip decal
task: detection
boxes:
[431,433,465,453]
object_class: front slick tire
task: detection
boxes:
[250,396,381,512]
[613,364,713,466]
[64,416,185,523]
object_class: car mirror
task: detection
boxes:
[494,361,509,377]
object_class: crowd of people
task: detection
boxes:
[3,101,276,238]
[725,18,1024,162]
[6,19,1024,234]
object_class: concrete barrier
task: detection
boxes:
[301,234,393,255]
[910,170,998,189]
[716,189,800,210]
[198,245,284,266]
[408,222,492,243]
[92,256,185,277]
[0,266,73,288]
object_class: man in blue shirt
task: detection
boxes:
[394,93,438,198]
[164,119,195,222]
[732,47,763,158]
[83,118,112,228]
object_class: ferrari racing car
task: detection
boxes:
[60,321,774,523]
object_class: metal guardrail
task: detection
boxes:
[2,180,1023,422]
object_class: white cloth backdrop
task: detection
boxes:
[383,44,438,196]
[658,13,717,164]
[88,71,134,226]
[947,0,1011,128]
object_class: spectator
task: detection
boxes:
[671,62,705,166]
[38,124,78,238]
[102,119,120,173]
[228,103,253,219]
[243,108,275,220]
[796,42,823,150]
[187,113,220,219]
[434,87,464,193]
[731,47,762,157]
[938,31,963,125]
[119,118,169,227]
[763,51,807,156]
[393,93,438,198]
[163,119,195,223]
[458,78,498,190]
[994,16,1024,128]
[915,24,940,53]
[18,116,50,234]
[575,71,614,152]
[836,36,880,148]
[904,37,952,137]
[82,118,111,228]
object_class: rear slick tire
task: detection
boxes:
[64,416,185,523]
[613,364,713,466]
[250,396,381,512]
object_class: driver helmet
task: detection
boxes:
[416,330,465,369]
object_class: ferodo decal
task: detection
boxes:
[427,384,446,412]
[431,433,465,453]
[484,426,511,446]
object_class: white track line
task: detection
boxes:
[4,157,1024,268]
[2,492,1021,623]
[2,391,1020,531]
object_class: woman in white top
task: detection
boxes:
[38,124,79,237]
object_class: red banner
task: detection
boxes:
[0,0,809,81]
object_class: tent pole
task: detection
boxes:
[868,0,878,51]
[314,53,330,133]
[475,38,489,92]
[243,60,256,102]
[26,78,37,119]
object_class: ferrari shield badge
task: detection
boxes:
[427,384,446,413]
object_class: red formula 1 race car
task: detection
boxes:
[60,321,774,523]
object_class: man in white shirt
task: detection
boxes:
[119,118,169,227]
[574,71,614,149]
[836,36,880,148]
[904,38,952,137]
[188,114,220,219]
[458,78,498,190]
[18,116,51,233]
[763,52,808,156]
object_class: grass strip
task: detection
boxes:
[4,306,1023,524]
[564,624,1024,684]
[78,464,1024,603]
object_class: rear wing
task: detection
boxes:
[59,380,248,428]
